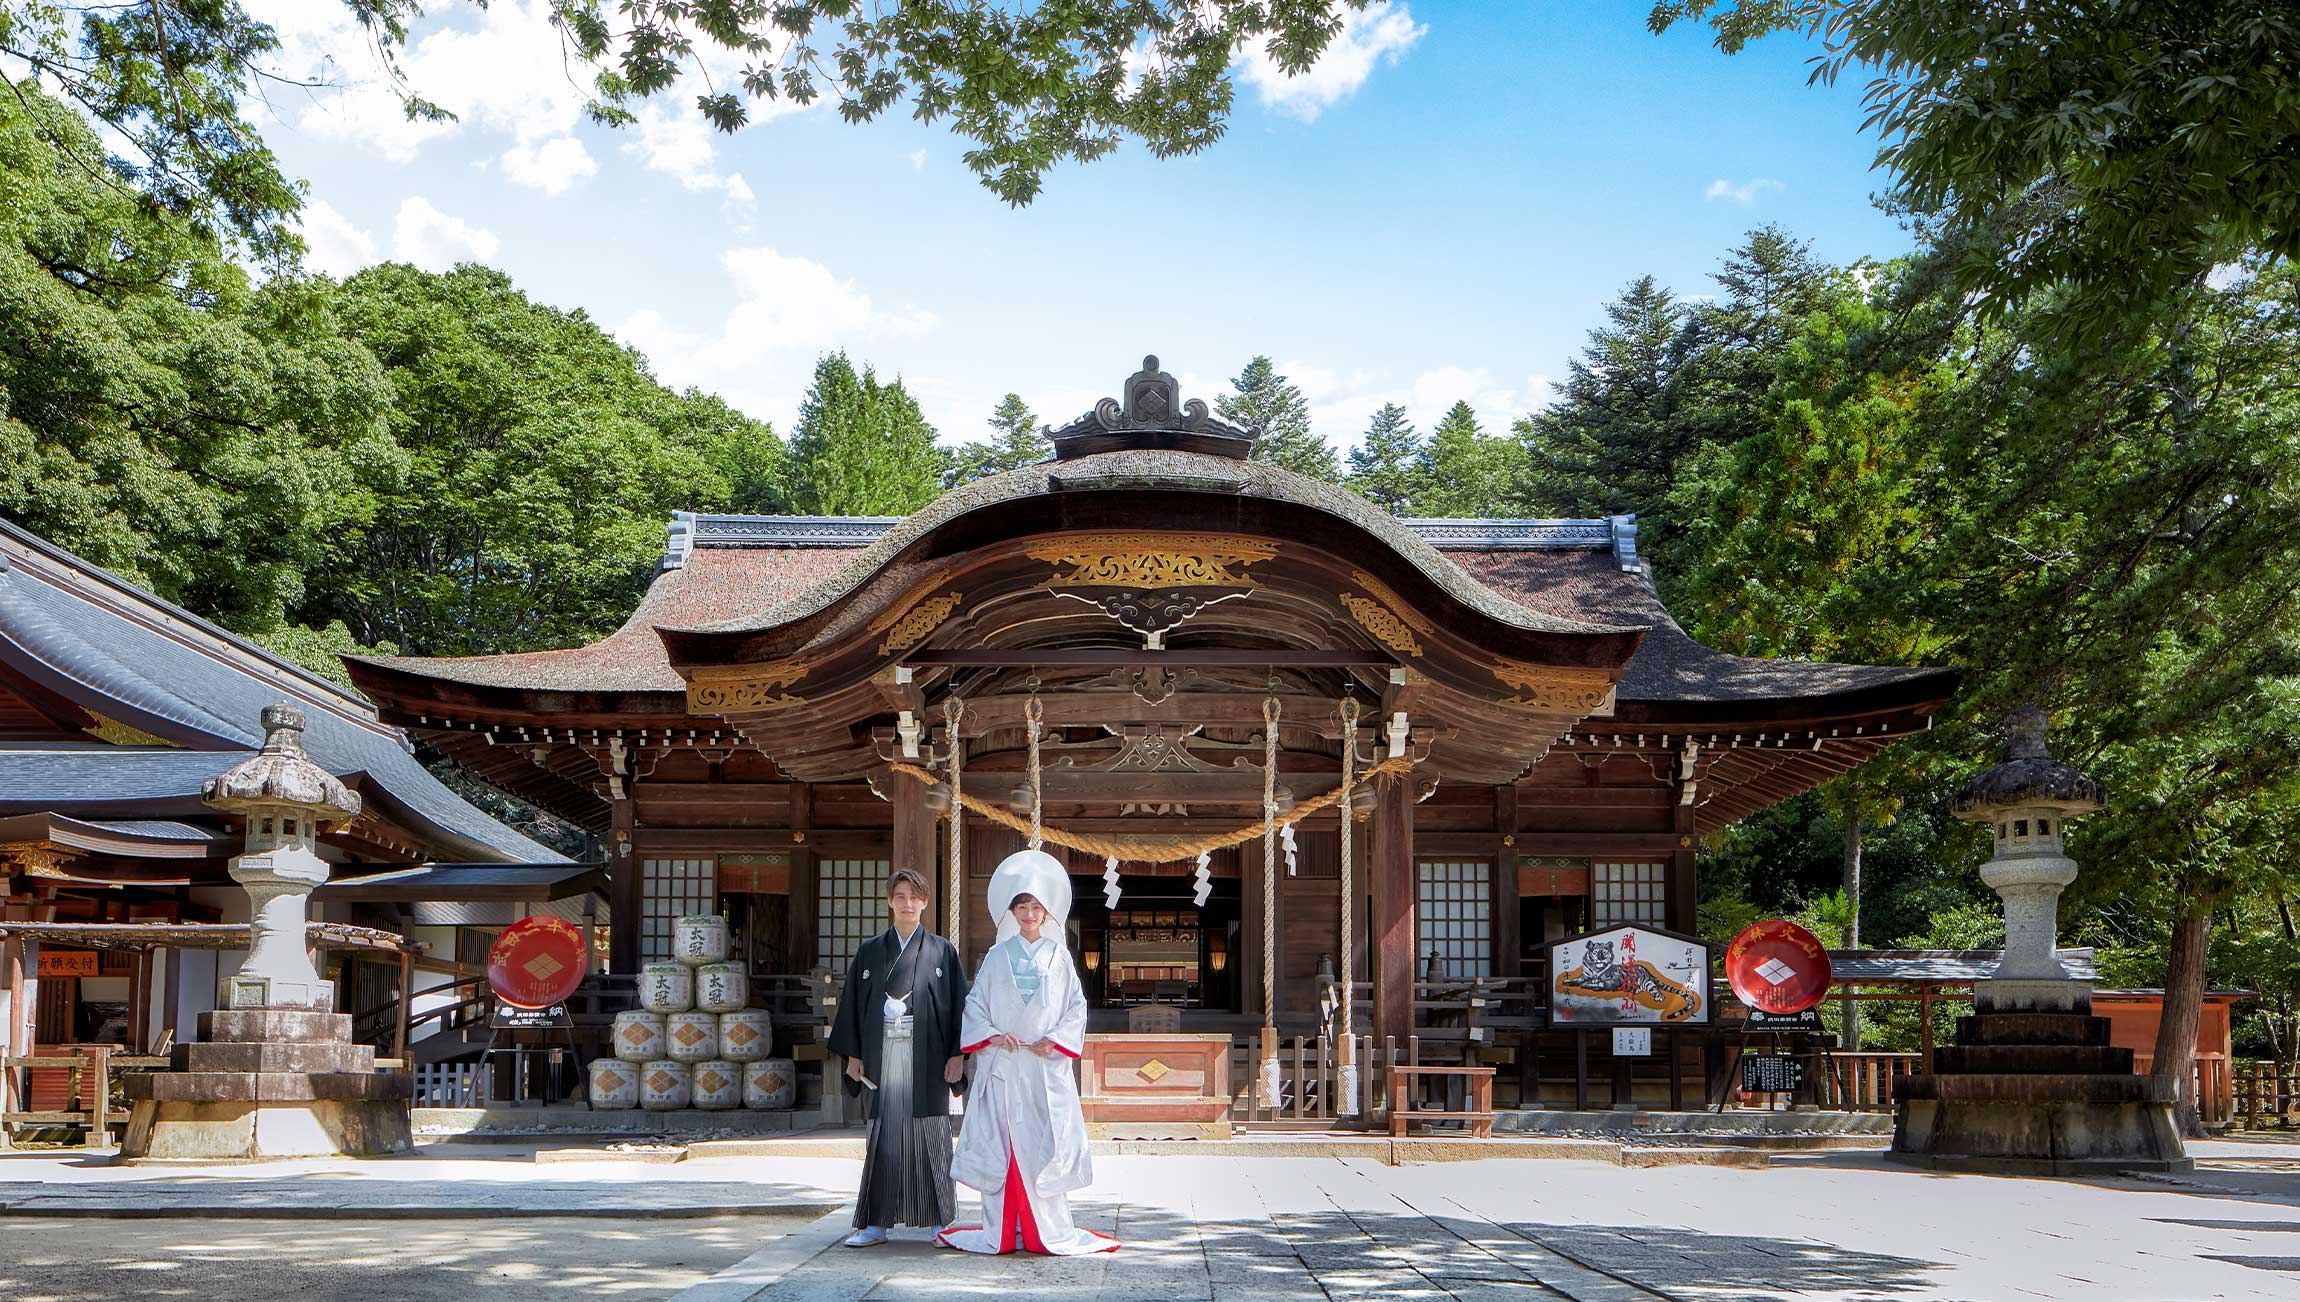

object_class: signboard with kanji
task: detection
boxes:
[36,950,97,978]
[1724,919,1833,1014]
[1740,1053,1805,1093]
[1547,924,1712,1026]
[486,916,589,1009]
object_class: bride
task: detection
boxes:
[936,849,1120,1256]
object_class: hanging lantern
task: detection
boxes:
[1008,780,1036,816]
[922,780,952,814]
[1348,784,1377,818]
[1273,783,1296,813]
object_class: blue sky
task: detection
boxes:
[247,2,1911,455]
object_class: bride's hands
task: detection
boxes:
[1027,1038,1057,1057]
[991,1032,1025,1053]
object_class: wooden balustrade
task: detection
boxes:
[1818,1052,1921,1112]
[2237,1060,2300,1130]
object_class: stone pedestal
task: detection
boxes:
[122,1009,411,1160]
[1892,1009,2188,1175]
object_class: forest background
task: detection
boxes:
[3,2,2298,1132]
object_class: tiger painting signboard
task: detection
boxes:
[1547,924,1713,1026]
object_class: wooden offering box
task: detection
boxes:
[1080,1032,1234,1139]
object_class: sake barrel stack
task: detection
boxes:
[674,915,728,967]
[611,1010,667,1062]
[695,962,748,1012]
[638,962,692,1013]
[666,1010,718,1063]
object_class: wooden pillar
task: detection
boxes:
[1668,797,1697,934]
[395,947,414,1063]
[608,792,640,975]
[1372,770,1415,1048]
[1494,784,1520,977]
[788,784,817,973]
[891,764,937,914]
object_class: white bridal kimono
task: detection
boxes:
[938,851,1119,1256]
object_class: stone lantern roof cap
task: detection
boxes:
[1951,706,2105,820]
[201,702,363,824]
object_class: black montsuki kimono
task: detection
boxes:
[826,925,969,1228]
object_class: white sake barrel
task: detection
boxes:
[718,1009,772,1062]
[639,1060,690,1111]
[666,1010,719,1063]
[691,1060,741,1110]
[610,1010,666,1062]
[674,914,729,967]
[638,962,693,1013]
[695,962,748,1013]
[588,1057,641,1109]
[743,1058,798,1110]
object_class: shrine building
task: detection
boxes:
[344,357,1954,1087]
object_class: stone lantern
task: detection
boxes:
[1949,705,2103,1013]
[202,703,361,1012]
[122,702,411,1159]
[1892,706,2187,1174]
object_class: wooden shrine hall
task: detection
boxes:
[347,356,1956,1100]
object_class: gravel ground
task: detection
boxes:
[0,1215,797,1301]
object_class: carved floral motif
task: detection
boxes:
[873,592,962,656]
[1490,661,1617,714]
[1026,534,1278,589]
[1338,592,1424,657]
[688,659,816,713]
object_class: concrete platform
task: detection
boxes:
[412,1104,806,1137]
[1494,1107,1893,1136]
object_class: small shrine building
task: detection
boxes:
[348,357,1955,1073]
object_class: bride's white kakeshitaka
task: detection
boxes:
[986,848,1072,944]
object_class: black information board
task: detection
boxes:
[490,1002,568,1029]
[1740,1053,1805,1093]
[1747,1009,1825,1033]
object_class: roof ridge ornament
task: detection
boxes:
[1048,355,1260,460]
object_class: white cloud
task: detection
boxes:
[616,245,940,416]
[908,148,929,171]
[1240,2,1427,122]
[500,136,598,195]
[298,200,376,277]
[1704,177,1783,206]
[392,197,501,270]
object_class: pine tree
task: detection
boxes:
[1218,356,1339,481]
[1515,275,1694,533]
[1345,403,1423,515]
[790,352,946,514]
[1416,401,1523,517]
[946,392,1052,485]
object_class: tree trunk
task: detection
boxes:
[1840,818,1862,1053]
[2150,903,2212,1138]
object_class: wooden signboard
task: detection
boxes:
[36,951,98,978]
[1547,924,1713,1026]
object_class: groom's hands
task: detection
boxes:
[944,1055,965,1084]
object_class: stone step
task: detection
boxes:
[197,1009,354,1043]
[1894,1072,2175,1104]
[123,1069,412,1104]
[1954,1012,2111,1046]
[1930,1043,2133,1075]
[174,1040,376,1075]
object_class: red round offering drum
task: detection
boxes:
[488,915,589,1008]
[1725,919,1833,1014]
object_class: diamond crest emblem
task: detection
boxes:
[1138,1058,1171,1084]
[725,1023,758,1047]
[675,1023,710,1046]
[522,952,564,981]
[647,1070,678,1092]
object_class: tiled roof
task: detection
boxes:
[0,519,562,862]
[1827,949,2099,984]
[349,459,1948,712]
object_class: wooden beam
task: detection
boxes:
[608,792,639,976]
[1371,769,1415,1046]
[906,648,1394,667]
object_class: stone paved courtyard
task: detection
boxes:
[2,1142,2298,1299]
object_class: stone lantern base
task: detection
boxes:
[1891,1006,2189,1175]
[120,1009,411,1160]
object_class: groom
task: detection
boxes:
[827,867,969,1246]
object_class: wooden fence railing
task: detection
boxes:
[1817,1052,1921,1112]
[2237,1061,2300,1130]
[412,1061,496,1109]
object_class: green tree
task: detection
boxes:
[0,81,394,638]
[1219,356,1338,481]
[311,262,765,656]
[947,392,1051,485]
[1345,403,1423,515]
[1415,401,1522,517]
[1515,276,1693,537]
[789,352,946,514]
[0,0,1382,241]
[1654,2,2300,344]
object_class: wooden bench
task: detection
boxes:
[1388,1064,1497,1138]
